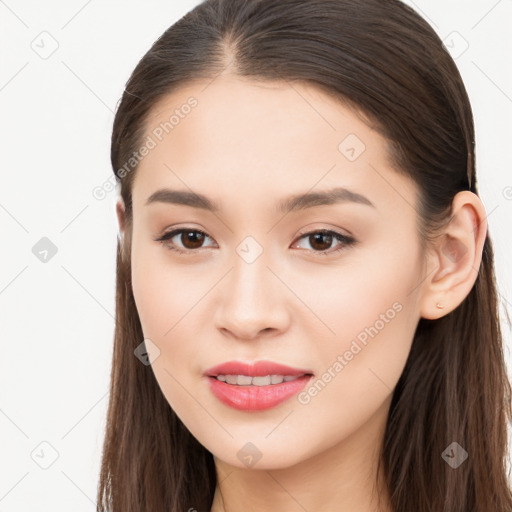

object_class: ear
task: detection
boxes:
[419,191,488,320]
[116,197,126,239]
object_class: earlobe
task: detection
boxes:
[419,191,487,320]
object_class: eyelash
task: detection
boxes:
[154,227,356,257]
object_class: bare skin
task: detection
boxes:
[116,74,487,512]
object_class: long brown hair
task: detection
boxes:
[97,0,512,510]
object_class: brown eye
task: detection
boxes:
[293,229,356,256]
[308,232,333,251]
[155,228,216,254]
[180,230,206,249]
[155,227,355,257]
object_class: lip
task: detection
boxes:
[203,360,313,378]
[206,374,313,411]
[204,360,314,411]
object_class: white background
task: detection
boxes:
[1,1,511,510]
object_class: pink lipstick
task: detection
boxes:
[204,360,314,411]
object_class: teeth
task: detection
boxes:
[214,374,304,386]
[225,375,238,385]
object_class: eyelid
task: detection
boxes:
[293,222,354,239]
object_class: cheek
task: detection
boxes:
[293,293,416,450]
[130,241,211,386]
[131,249,205,420]
[131,240,204,336]
[305,246,421,393]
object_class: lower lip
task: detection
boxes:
[206,375,313,411]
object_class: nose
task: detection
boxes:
[214,250,290,341]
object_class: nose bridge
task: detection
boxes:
[215,236,288,338]
[230,240,274,312]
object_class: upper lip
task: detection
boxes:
[204,360,314,377]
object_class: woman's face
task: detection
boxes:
[126,75,426,470]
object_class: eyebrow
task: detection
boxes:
[145,186,375,213]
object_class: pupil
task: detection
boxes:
[183,231,204,249]
[311,233,332,251]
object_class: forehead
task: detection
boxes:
[131,75,417,217]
